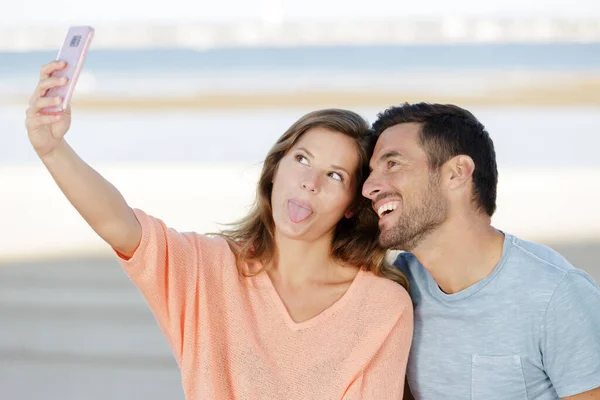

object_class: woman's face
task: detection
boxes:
[270,127,360,243]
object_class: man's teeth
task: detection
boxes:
[377,202,399,217]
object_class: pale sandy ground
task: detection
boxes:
[0,242,598,400]
[1,164,599,399]
[2,164,599,260]
[3,75,600,109]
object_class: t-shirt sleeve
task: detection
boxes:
[115,208,229,365]
[541,270,600,397]
[359,295,414,399]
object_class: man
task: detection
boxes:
[363,102,600,399]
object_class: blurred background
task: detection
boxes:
[1,0,600,398]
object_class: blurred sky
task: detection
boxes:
[2,0,599,26]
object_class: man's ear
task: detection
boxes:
[444,155,475,190]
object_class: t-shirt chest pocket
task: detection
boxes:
[471,355,528,400]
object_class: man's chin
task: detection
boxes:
[378,231,405,251]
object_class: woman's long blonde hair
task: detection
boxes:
[217,109,408,290]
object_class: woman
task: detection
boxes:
[25,60,413,399]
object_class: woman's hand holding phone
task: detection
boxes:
[26,25,93,158]
[25,61,72,159]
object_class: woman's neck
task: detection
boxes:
[268,230,353,286]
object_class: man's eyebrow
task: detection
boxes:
[369,150,408,171]
[379,151,406,161]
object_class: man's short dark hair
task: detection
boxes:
[372,102,498,216]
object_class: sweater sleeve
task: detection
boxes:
[114,208,229,365]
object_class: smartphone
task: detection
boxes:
[42,26,94,114]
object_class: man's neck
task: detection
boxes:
[410,213,505,294]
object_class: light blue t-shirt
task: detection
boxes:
[394,233,600,399]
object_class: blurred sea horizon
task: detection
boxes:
[2,43,600,107]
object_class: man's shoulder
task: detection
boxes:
[391,234,591,294]
[392,251,421,272]
[505,234,579,283]
[390,252,430,297]
[509,234,574,271]
[497,234,600,311]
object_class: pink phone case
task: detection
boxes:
[42,26,94,114]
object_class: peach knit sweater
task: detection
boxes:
[116,209,413,399]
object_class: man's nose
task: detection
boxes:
[362,174,382,200]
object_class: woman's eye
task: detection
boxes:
[329,172,343,182]
[295,155,309,165]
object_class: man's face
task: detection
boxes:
[362,123,449,251]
